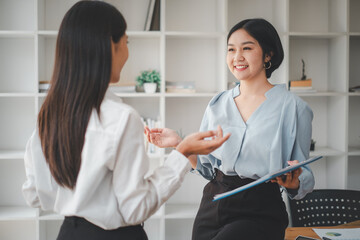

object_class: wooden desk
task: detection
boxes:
[285,220,360,240]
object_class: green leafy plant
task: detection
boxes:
[136,70,160,87]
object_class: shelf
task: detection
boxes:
[0,31,35,38]
[289,32,345,39]
[165,92,217,97]
[0,207,37,221]
[165,31,224,38]
[112,92,219,98]
[42,91,220,98]
[127,31,161,38]
[293,91,346,97]
[0,150,24,159]
[309,147,344,157]
[0,93,36,97]
[113,92,161,98]
[37,31,58,36]
[165,204,198,219]
[37,30,161,38]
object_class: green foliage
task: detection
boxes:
[136,70,161,86]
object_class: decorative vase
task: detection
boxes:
[143,83,157,93]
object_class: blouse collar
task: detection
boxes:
[232,83,286,99]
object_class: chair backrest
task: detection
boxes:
[288,189,360,227]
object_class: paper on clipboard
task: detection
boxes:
[213,156,323,201]
[313,228,360,240]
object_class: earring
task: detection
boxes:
[264,61,272,69]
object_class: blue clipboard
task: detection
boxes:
[213,156,323,201]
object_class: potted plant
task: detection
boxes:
[136,70,160,93]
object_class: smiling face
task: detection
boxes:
[227,29,271,82]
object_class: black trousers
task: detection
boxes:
[57,216,148,240]
[192,169,289,240]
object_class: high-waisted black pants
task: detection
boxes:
[192,169,289,240]
[57,216,148,240]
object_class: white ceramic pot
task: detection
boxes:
[143,83,157,93]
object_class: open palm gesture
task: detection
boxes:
[144,127,182,148]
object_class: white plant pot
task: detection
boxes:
[143,83,157,93]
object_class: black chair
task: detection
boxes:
[288,189,360,227]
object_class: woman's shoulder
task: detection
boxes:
[208,88,234,106]
[274,84,308,106]
[89,90,141,132]
[102,90,136,114]
[274,84,312,116]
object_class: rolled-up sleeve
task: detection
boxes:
[111,109,191,225]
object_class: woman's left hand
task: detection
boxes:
[271,160,302,190]
[144,126,182,148]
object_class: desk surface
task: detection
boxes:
[285,220,360,240]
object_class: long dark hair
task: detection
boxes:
[227,18,284,78]
[38,1,127,189]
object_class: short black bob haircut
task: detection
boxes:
[227,18,284,79]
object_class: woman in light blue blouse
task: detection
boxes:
[145,18,314,240]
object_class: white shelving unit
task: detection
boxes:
[0,0,359,239]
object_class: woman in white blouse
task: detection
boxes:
[145,18,315,240]
[22,1,229,240]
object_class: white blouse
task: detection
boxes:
[22,90,191,230]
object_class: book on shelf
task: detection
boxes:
[289,79,312,87]
[349,85,360,92]
[109,81,136,93]
[39,81,50,93]
[166,88,196,93]
[166,81,195,93]
[150,0,160,31]
[141,117,161,155]
[290,86,317,93]
[144,0,156,31]
[289,79,316,93]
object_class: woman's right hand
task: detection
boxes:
[176,126,230,158]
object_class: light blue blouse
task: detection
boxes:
[196,84,315,199]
